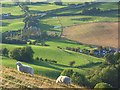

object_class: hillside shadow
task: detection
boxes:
[48,38,82,45]
[51,62,71,68]
[76,62,102,68]
[71,18,92,21]
[2,15,23,20]
[28,60,64,71]
[2,22,10,26]
[81,9,118,18]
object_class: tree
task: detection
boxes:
[9,46,34,62]
[9,48,21,60]
[104,54,117,64]
[61,69,74,77]
[39,31,48,46]
[99,66,118,88]
[23,15,40,30]
[54,0,62,5]
[1,48,9,57]
[72,72,89,86]
[114,52,120,61]
[18,3,40,30]
[69,61,75,67]
[94,82,112,89]
[84,2,89,6]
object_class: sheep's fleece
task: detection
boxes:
[56,76,71,85]
[16,61,34,76]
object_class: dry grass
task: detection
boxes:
[0,66,81,89]
[63,22,119,48]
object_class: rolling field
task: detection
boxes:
[1,40,103,66]
[1,40,103,79]
[1,2,119,88]
[63,22,119,48]
[1,2,119,32]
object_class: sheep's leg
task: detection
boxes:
[30,69,34,77]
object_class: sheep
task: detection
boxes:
[16,61,34,76]
[56,76,72,85]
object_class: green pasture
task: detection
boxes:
[42,15,118,27]
[97,2,118,10]
[1,40,103,66]
[1,2,119,32]
[28,4,66,12]
[1,6,23,15]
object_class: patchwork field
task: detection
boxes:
[63,22,119,48]
[1,1,119,88]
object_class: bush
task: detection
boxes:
[69,61,75,67]
[94,82,112,89]
[39,58,43,61]
[1,48,9,57]
[90,65,118,88]
[45,59,48,62]
[72,72,89,86]
[2,38,27,44]
[61,69,74,77]
[104,54,117,64]
[114,52,120,61]
[9,46,34,62]
[35,57,39,60]
[99,66,118,88]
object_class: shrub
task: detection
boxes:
[90,65,118,88]
[89,73,102,87]
[114,52,120,61]
[72,72,89,86]
[104,54,117,64]
[35,57,39,60]
[50,60,57,63]
[94,82,112,89]
[1,48,9,57]
[2,38,27,44]
[9,46,34,62]
[61,69,74,77]
[39,58,43,61]
[99,66,118,88]
[69,61,75,67]
[45,59,48,62]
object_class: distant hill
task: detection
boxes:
[63,22,119,48]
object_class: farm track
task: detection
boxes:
[0,66,81,88]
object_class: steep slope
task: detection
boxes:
[1,66,80,88]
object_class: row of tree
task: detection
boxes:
[1,46,34,62]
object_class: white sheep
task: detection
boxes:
[16,61,34,76]
[56,76,72,85]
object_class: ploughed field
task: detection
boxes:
[63,22,119,48]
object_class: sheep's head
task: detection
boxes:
[16,61,22,66]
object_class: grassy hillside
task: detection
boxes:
[1,66,80,88]
[1,39,104,79]
[1,40,103,66]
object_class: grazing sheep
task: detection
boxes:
[16,61,34,76]
[56,76,72,85]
